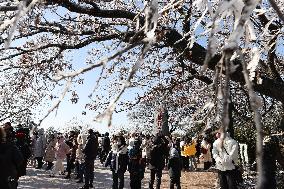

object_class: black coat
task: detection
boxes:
[105,146,128,173]
[168,156,182,178]
[148,143,166,170]
[83,134,98,160]
[128,147,145,179]
[0,143,24,188]
[102,136,111,151]
[16,141,31,177]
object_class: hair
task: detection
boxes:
[119,135,126,145]
[88,129,94,134]
[0,127,6,143]
[3,122,11,128]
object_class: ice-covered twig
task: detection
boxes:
[158,0,184,15]
[202,0,239,72]
[0,0,41,48]
[144,0,159,40]
[223,0,261,51]
[219,52,233,145]
[38,79,72,125]
[247,47,261,81]
[53,42,142,82]
[95,43,151,127]
[268,0,284,23]
[238,49,264,188]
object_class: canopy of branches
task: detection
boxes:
[0,0,283,131]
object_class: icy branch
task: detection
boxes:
[144,0,159,40]
[223,0,260,51]
[0,0,41,48]
[247,47,261,81]
[95,43,152,127]
[53,42,142,82]
[39,79,72,125]
[268,0,284,23]
[239,50,264,188]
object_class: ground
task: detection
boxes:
[18,160,218,189]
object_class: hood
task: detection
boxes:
[170,147,179,158]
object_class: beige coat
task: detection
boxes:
[44,139,56,162]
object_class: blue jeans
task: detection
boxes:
[77,162,84,181]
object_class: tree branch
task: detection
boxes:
[50,0,137,20]
[161,28,284,103]
[268,0,284,23]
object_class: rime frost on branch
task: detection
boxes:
[0,0,41,48]
[223,0,260,51]
[247,47,260,81]
[144,0,159,41]
[203,0,246,70]
[39,79,72,125]
[95,44,152,126]
[202,0,262,72]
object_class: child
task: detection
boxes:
[168,144,182,189]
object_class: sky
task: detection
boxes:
[36,46,132,134]
[6,7,136,134]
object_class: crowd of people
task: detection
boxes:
[0,122,241,189]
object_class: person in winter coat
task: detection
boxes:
[29,131,37,167]
[200,136,212,170]
[141,135,151,165]
[50,136,70,177]
[100,132,111,164]
[44,134,57,170]
[15,132,31,176]
[3,122,15,144]
[105,135,128,189]
[168,145,182,189]
[65,131,77,179]
[76,134,86,183]
[128,139,145,189]
[212,132,239,189]
[0,127,24,189]
[186,138,197,171]
[34,128,46,169]
[180,137,189,171]
[128,133,136,150]
[148,135,167,189]
[79,129,98,189]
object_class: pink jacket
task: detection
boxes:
[55,140,70,159]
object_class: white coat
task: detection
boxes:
[212,136,238,171]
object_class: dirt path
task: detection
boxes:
[18,160,217,189]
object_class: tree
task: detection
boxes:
[0,0,284,187]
